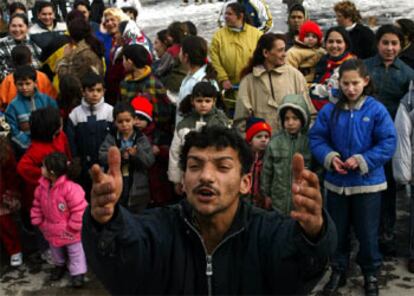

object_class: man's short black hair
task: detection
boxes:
[180,126,253,175]
[13,65,36,82]
[30,107,61,142]
[11,45,32,67]
[113,102,135,120]
[376,24,404,46]
[73,0,91,11]
[80,71,105,89]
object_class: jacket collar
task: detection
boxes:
[372,54,404,69]
[342,95,369,110]
[35,19,58,31]
[38,175,68,189]
[81,97,105,111]
[252,64,290,77]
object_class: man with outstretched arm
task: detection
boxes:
[82,126,337,295]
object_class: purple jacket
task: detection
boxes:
[31,175,87,247]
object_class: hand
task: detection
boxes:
[90,147,123,224]
[127,146,137,156]
[332,156,348,175]
[290,153,324,239]
[221,80,233,90]
[344,156,359,170]
[152,145,160,156]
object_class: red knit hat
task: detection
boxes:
[130,96,153,122]
[299,20,323,45]
[245,117,272,143]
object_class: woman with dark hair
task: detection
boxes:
[54,13,104,88]
[235,33,315,133]
[152,29,171,76]
[210,2,262,113]
[365,24,414,258]
[8,2,27,17]
[310,26,354,111]
[177,35,219,123]
[0,13,41,82]
[396,18,414,69]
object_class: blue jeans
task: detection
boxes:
[327,191,382,275]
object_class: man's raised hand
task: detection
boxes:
[90,147,123,224]
[290,153,324,239]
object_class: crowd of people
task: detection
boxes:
[0,0,414,295]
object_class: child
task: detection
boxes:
[5,65,58,155]
[393,80,414,273]
[66,71,113,200]
[131,96,175,206]
[309,59,397,295]
[168,81,230,193]
[0,45,57,111]
[17,107,71,210]
[286,20,325,84]
[0,113,23,267]
[31,152,87,288]
[261,94,312,215]
[245,117,272,209]
[99,102,154,213]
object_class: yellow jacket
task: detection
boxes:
[210,24,262,84]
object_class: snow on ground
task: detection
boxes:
[138,0,414,41]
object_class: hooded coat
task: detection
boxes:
[260,94,312,215]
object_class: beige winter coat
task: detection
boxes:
[286,42,325,83]
[234,64,316,132]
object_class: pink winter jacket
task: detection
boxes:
[31,175,87,247]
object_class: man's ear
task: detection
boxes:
[239,173,252,195]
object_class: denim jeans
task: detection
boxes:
[380,162,397,249]
[327,190,382,275]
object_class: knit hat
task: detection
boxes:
[130,96,153,122]
[299,20,323,45]
[245,117,272,143]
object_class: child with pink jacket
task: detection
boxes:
[31,152,88,288]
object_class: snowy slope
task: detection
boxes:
[137,0,414,41]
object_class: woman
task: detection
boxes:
[55,15,105,86]
[210,2,262,113]
[310,26,354,110]
[152,29,171,77]
[0,13,41,82]
[396,18,414,69]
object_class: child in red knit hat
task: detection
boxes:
[245,116,272,209]
[286,20,326,84]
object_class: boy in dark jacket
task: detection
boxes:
[66,72,113,200]
[99,102,154,213]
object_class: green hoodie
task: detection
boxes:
[260,94,313,215]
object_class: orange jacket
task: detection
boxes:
[0,71,57,110]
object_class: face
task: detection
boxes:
[115,111,134,137]
[250,131,270,152]
[134,117,149,129]
[122,56,134,73]
[283,110,302,135]
[264,39,286,67]
[288,11,305,32]
[41,164,51,179]
[335,12,352,27]
[14,8,26,15]
[304,33,318,48]
[103,14,120,35]
[83,83,104,105]
[224,7,243,28]
[377,33,401,64]
[192,96,215,115]
[76,4,90,21]
[154,37,167,58]
[183,146,251,218]
[16,78,36,97]
[326,31,347,57]
[38,6,55,27]
[9,17,28,41]
[339,70,369,103]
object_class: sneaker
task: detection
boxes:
[71,274,85,288]
[10,252,23,267]
[49,265,66,281]
[364,274,379,296]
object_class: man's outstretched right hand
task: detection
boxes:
[90,146,123,224]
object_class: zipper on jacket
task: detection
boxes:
[288,135,296,214]
[183,218,245,296]
[268,72,276,101]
